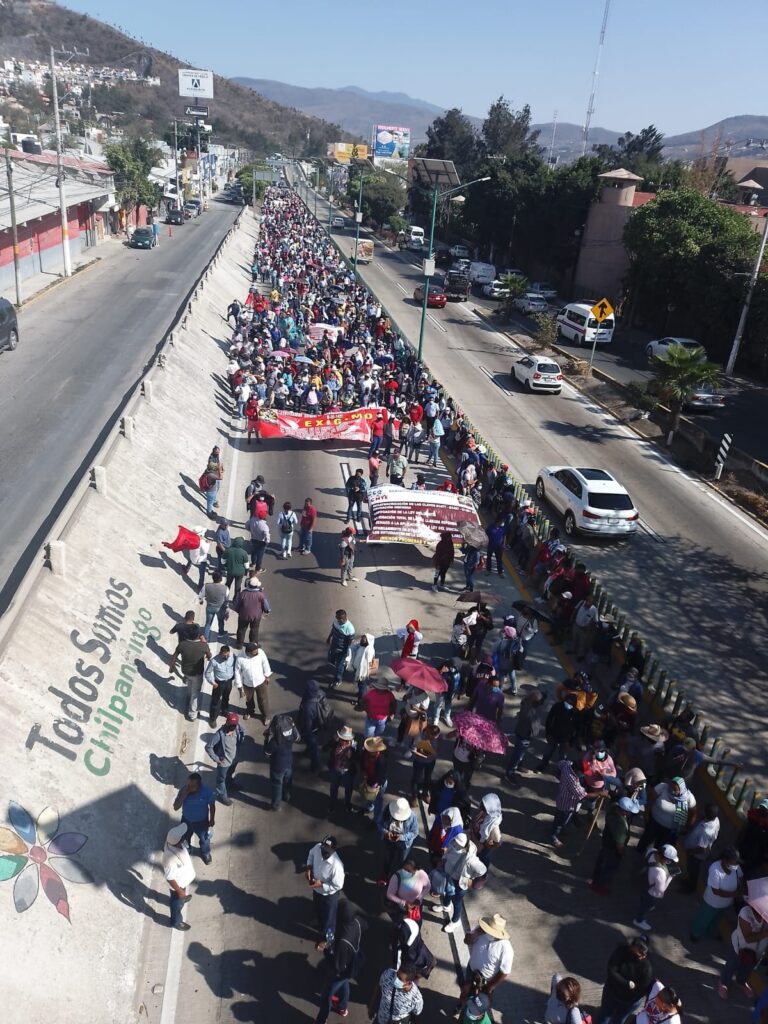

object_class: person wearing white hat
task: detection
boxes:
[163,823,196,931]
[455,914,514,1014]
[438,833,487,933]
[633,843,679,931]
[377,797,418,886]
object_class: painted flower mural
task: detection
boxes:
[0,802,93,920]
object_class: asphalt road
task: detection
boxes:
[297,176,768,786]
[0,198,240,616]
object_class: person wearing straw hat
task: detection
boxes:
[163,822,196,931]
[378,797,419,885]
[358,735,390,822]
[626,723,668,781]
[456,914,514,1015]
[327,725,357,815]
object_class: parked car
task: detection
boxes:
[530,281,558,300]
[452,258,471,273]
[434,247,453,267]
[646,336,707,360]
[130,227,157,250]
[683,385,726,411]
[449,244,471,259]
[413,283,447,309]
[535,466,639,538]
[0,297,19,353]
[514,292,549,314]
[166,209,183,225]
[482,279,511,299]
[512,355,563,393]
[331,215,345,229]
[184,200,201,218]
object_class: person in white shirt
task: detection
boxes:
[690,847,743,940]
[682,802,720,891]
[456,914,514,1014]
[633,844,679,931]
[572,595,599,661]
[234,642,272,725]
[635,982,682,1024]
[305,835,345,950]
[163,823,196,931]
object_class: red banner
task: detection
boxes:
[258,407,386,441]
[367,485,481,545]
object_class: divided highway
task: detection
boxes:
[0,199,240,616]
[299,174,768,787]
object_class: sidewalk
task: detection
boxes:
[0,236,126,306]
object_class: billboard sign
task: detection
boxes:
[373,125,411,162]
[178,69,214,99]
[326,142,369,164]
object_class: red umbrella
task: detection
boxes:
[452,711,508,754]
[388,658,447,693]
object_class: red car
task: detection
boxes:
[413,284,447,309]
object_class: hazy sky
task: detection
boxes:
[66,0,766,134]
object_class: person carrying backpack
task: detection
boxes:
[277,501,298,558]
[298,678,332,773]
[315,899,366,1023]
[391,917,435,980]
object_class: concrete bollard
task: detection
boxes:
[92,465,107,495]
[157,353,167,370]
[142,380,153,403]
[122,416,135,442]
[48,540,66,577]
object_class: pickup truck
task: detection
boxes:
[354,239,374,263]
[444,270,471,301]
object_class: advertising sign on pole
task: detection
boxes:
[372,125,411,162]
[178,69,214,99]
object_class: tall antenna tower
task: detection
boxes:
[582,0,612,157]
[547,110,558,167]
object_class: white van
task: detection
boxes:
[556,302,614,346]
[468,261,496,287]
[408,226,425,244]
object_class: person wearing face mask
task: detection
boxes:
[633,844,680,931]
[551,759,587,849]
[637,776,697,855]
[386,857,431,920]
[471,793,503,871]
[634,983,682,1024]
[437,832,487,933]
[581,741,618,794]
[368,966,423,1024]
[469,671,505,726]
[690,846,744,941]
[599,935,654,1024]
[428,806,464,867]
[537,696,578,773]
[391,917,436,980]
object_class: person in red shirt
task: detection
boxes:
[245,397,261,446]
[299,497,317,554]
[369,412,386,457]
[409,402,424,426]
[363,678,396,737]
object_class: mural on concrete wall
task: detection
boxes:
[0,803,93,920]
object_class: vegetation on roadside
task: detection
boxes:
[647,344,722,443]
[104,138,162,213]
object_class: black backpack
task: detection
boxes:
[316,695,333,731]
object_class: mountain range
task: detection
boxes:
[233,78,768,164]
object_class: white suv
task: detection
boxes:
[535,466,639,537]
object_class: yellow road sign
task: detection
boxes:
[591,297,614,322]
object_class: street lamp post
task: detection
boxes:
[353,173,364,269]
[726,212,768,375]
[50,46,72,277]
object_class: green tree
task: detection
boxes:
[347,172,404,226]
[422,108,479,179]
[592,124,665,171]
[623,187,759,357]
[236,165,267,204]
[481,96,541,160]
[105,138,162,212]
[530,312,559,350]
[648,345,721,443]
[499,273,529,319]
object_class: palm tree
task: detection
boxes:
[649,344,721,445]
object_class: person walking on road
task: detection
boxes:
[169,626,211,721]
[432,531,455,591]
[387,447,408,487]
[299,497,317,554]
[690,846,743,941]
[315,898,366,1024]
[537,695,578,772]
[171,609,198,642]
[544,975,587,1024]
[173,772,216,865]
[350,632,377,706]
[633,844,679,931]
[246,511,271,572]
[345,469,368,526]
[205,712,245,806]
[590,796,640,894]
[205,644,236,725]
[213,519,231,571]
[368,967,423,1024]
[506,689,545,781]
[306,835,345,950]
[456,914,514,1015]
[637,776,697,855]
[234,641,272,724]
[277,501,298,558]
[298,678,328,773]
[438,833,487,933]
[339,527,357,587]
[572,595,599,662]
[378,797,419,884]
[265,713,300,811]
[328,609,355,689]
[718,898,768,1000]
[224,536,250,596]
[232,573,271,647]
[550,759,586,849]
[327,725,357,814]
[163,823,195,931]
[363,676,397,738]
[598,935,654,1024]
[201,571,229,641]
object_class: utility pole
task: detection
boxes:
[4,146,22,307]
[50,46,72,276]
[547,111,558,168]
[173,119,180,209]
[726,213,768,375]
[582,0,611,157]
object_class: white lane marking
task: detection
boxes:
[160,407,244,1024]
[395,282,407,294]
[479,364,513,394]
[638,519,666,544]
[427,313,447,333]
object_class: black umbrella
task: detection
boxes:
[512,599,555,624]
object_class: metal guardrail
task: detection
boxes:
[291,169,756,819]
[0,209,246,654]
